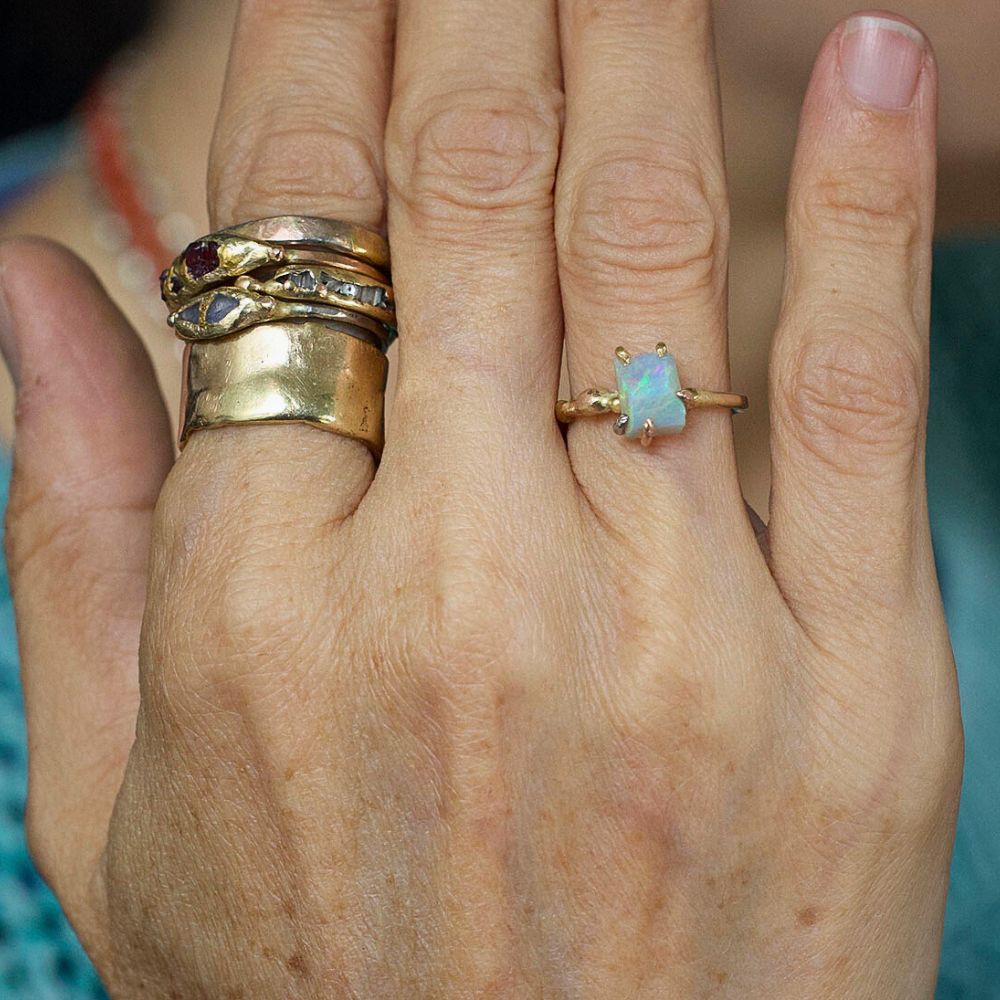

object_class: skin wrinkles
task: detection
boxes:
[0,0,971,996]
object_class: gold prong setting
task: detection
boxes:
[555,343,749,444]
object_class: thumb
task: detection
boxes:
[0,237,174,938]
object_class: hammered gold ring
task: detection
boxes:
[179,320,388,456]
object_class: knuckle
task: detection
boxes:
[559,153,725,297]
[150,582,324,728]
[429,557,518,674]
[147,535,327,719]
[211,563,321,666]
[392,525,523,689]
[209,119,383,225]
[184,565,319,669]
[386,85,560,228]
[796,168,922,250]
[808,693,963,846]
[603,678,768,855]
[901,726,965,831]
[778,330,923,476]
[360,538,527,777]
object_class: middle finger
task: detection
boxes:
[382,0,563,478]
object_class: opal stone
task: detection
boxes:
[206,294,241,324]
[614,350,687,439]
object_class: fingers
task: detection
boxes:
[146,1,396,694]
[382,0,563,476]
[0,239,173,930]
[169,0,395,535]
[768,15,939,649]
[209,0,391,233]
[555,0,739,515]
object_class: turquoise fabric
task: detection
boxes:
[0,462,108,998]
[0,123,73,213]
[929,240,1000,998]
[0,128,997,996]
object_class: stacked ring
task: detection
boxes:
[161,217,395,344]
[163,215,394,457]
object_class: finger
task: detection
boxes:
[555,0,739,515]
[145,1,395,698]
[767,14,939,649]
[0,238,173,933]
[173,0,395,533]
[382,0,563,477]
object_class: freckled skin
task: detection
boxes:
[0,1,970,997]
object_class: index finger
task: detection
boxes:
[147,0,395,693]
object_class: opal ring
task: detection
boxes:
[556,344,748,446]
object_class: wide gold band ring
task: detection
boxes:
[180,320,388,456]
[557,343,748,446]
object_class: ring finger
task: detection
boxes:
[556,0,742,524]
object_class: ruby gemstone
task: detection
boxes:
[184,241,220,279]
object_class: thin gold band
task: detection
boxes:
[168,287,394,346]
[219,215,390,272]
[555,387,749,422]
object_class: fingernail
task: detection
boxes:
[0,269,20,389]
[840,14,926,111]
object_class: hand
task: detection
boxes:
[0,1,960,996]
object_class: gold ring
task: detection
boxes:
[161,241,389,309]
[556,343,748,446]
[168,285,394,348]
[167,216,393,454]
[219,215,390,272]
[180,320,388,456]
